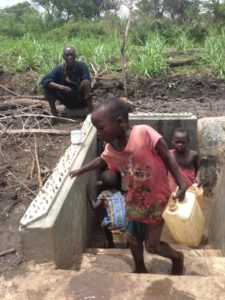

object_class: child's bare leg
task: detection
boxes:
[103,227,115,248]
[126,221,148,273]
[145,220,184,275]
[129,242,148,273]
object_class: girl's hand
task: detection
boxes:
[69,169,82,178]
[173,185,187,202]
[194,177,202,187]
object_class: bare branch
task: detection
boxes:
[0,84,19,97]
[0,129,70,136]
[8,171,37,197]
[33,134,43,189]
[0,113,78,123]
[0,248,16,257]
[120,0,133,97]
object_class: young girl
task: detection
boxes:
[87,169,126,248]
[69,96,187,275]
[168,127,201,192]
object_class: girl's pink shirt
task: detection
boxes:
[101,125,171,223]
[168,149,195,192]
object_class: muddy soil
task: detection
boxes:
[0,71,225,273]
[93,75,225,118]
[1,71,225,118]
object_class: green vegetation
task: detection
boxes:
[202,32,225,78]
[0,1,225,80]
[130,36,168,77]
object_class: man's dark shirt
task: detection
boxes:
[40,61,90,89]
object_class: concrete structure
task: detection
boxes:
[198,116,225,188]
[209,163,225,254]
[12,112,225,299]
[130,113,198,150]
[19,113,198,268]
[1,250,225,299]
[20,116,98,268]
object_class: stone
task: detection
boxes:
[209,163,225,255]
[198,116,225,188]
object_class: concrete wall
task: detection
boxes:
[208,164,225,254]
[20,126,97,269]
[130,113,198,150]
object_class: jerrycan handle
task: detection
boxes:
[168,186,179,212]
[188,183,198,192]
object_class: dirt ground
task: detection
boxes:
[93,75,225,118]
[0,71,225,273]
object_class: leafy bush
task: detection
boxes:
[130,15,180,45]
[45,19,105,40]
[187,24,209,43]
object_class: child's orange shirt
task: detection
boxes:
[101,125,171,223]
[168,149,195,192]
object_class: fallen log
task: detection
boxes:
[168,58,196,67]
[2,98,61,110]
[0,104,43,115]
[18,95,44,100]
[0,95,45,100]
[0,103,18,111]
[0,248,16,257]
[1,129,70,135]
[4,98,46,107]
[0,113,78,123]
[0,84,19,96]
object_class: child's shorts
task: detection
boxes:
[101,216,110,227]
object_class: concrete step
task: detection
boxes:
[1,262,225,300]
[75,248,225,276]
[86,247,223,257]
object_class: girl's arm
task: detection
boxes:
[193,152,201,186]
[87,188,102,210]
[69,156,106,178]
[155,138,187,201]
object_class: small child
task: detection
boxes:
[168,128,201,192]
[69,96,187,275]
[87,169,126,248]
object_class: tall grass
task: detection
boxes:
[1,31,224,80]
[174,34,194,53]
[0,35,121,74]
[203,33,225,79]
[0,34,168,78]
[130,35,168,77]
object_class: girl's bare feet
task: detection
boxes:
[133,267,148,274]
[171,251,184,275]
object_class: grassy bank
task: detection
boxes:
[0,32,225,80]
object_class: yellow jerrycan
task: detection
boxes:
[187,183,204,204]
[162,189,205,246]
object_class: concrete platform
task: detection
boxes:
[19,113,198,268]
[1,262,225,300]
[86,247,223,257]
[76,248,225,276]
